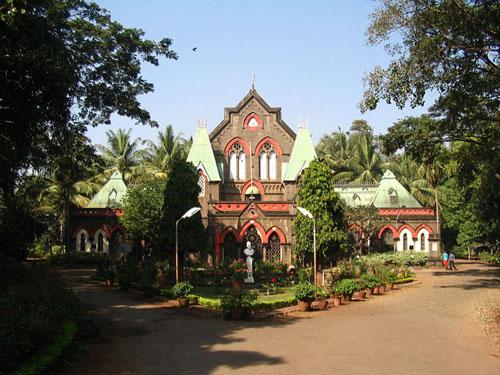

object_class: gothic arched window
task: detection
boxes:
[403,233,408,251]
[198,172,206,197]
[420,233,425,251]
[98,233,104,252]
[229,142,245,180]
[259,142,277,180]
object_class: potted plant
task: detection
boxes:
[353,279,366,300]
[384,269,397,291]
[294,282,317,311]
[221,288,257,320]
[361,274,380,297]
[172,281,194,307]
[227,259,248,289]
[315,287,330,309]
[333,278,358,304]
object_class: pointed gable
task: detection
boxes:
[187,123,221,181]
[371,170,422,208]
[283,125,317,181]
[86,171,128,209]
[209,88,296,141]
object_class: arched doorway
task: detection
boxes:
[222,232,239,262]
[242,225,264,261]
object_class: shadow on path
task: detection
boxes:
[432,264,500,290]
[67,273,291,375]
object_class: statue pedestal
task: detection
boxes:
[244,275,254,284]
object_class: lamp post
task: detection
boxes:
[296,206,317,286]
[176,207,201,284]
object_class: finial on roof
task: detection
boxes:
[251,67,256,90]
[382,170,396,179]
[299,116,309,129]
[197,118,208,128]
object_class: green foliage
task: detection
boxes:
[137,262,157,292]
[0,261,76,373]
[361,274,381,289]
[162,159,202,257]
[479,252,500,265]
[48,251,108,266]
[120,179,165,253]
[363,251,428,267]
[221,288,258,319]
[251,296,298,312]
[333,278,359,296]
[294,282,317,302]
[17,320,77,375]
[116,258,138,290]
[293,160,349,264]
[172,281,194,298]
[226,259,248,282]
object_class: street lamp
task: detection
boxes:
[176,207,201,284]
[296,206,317,286]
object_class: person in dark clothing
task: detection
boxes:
[448,251,457,270]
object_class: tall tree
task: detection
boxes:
[141,125,186,180]
[96,128,143,181]
[161,160,203,262]
[293,160,349,265]
[0,0,176,257]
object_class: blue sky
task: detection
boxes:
[87,0,430,146]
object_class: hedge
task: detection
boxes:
[16,321,77,375]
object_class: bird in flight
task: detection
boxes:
[192,47,197,52]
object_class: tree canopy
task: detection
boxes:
[293,160,349,264]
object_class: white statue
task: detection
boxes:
[243,241,255,284]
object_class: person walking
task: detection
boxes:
[448,251,457,271]
[442,251,449,269]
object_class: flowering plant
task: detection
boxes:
[227,259,248,282]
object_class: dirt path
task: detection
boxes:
[67,262,499,375]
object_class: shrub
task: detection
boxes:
[221,288,257,319]
[137,262,157,294]
[363,251,428,267]
[333,278,359,297]
[0,261,76,373]
[361,274,381,289]
[294,282,317,302]
[479,251,500,264]
[116,258,137,290]
[226,259,248,282]
[297,267,312,283]
[172,281,194,298]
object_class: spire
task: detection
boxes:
[283,123,317,181]
[86,171,128,208]
[187,120,221,181]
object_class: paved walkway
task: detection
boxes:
[67,262,499,375]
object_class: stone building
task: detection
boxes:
[187,88,316,265]
[70,171,133,257]
[335,170,440,256]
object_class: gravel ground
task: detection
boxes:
[66,261,500,375]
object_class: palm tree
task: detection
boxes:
[140,125,185,180]
[316,128,350,172]
[95,128,143,182]
[386,154,435,206]
[332,133,384,184]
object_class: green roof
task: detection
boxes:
[371,170,422,208]
[86,171,128,209]
[334,170,422,208]
[283,126,317,181]
[187,125,221,181]
[245,185,260,195]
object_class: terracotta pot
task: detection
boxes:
[298,300,312,312]
[316,300,329,309]
[379,285,385,294]
[177,298,190,308]
[332,296,342,307]
[358,290,366,299]
[341,295,351,304]
[387,283,394,290]
[230,308,244,320]
[365,288,372,297]
[373,286,379,295]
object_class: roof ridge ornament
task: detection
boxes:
[197,118,208,128]
[251,67,256,90]
[299,116,309,129]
